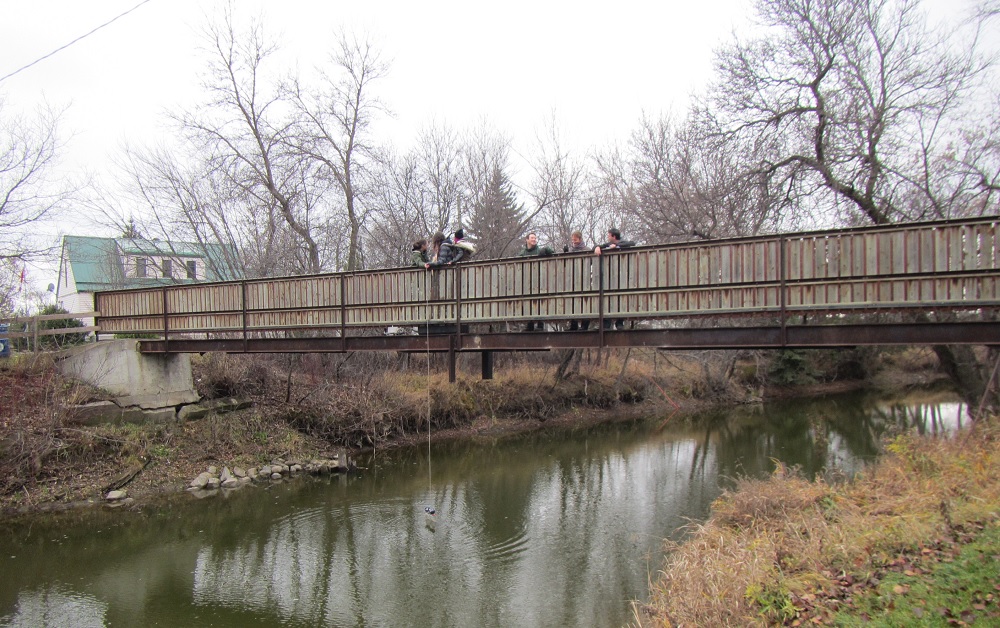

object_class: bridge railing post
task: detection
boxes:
[779,235,787,346]
[598,254,606,348]
[455,264,463,344]
[162,288,169,352]
[340,274,347,352]
[241,280,248,353]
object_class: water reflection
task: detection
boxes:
[0,391,966,628]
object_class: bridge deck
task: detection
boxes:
[94,217,1000,355]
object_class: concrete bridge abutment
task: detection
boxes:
[56,340,200,422]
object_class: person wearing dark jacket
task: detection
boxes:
[450,228,475,261]
[518,232,555,257]
[594,228,636,330]
[425,232,463,268]
[593,228,636,255]
[517,232,553,331]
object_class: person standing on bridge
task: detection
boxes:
[518,232,555,257]
[564,230,591,331]
[593,227,635,255]
[518,232,555,331]
[594,228,636,330]
[563,230,590,254]
[450,228,476,261]
[410,239,429,267]
[425,232,463,268]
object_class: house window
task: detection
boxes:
[136,257,147,278]
[186,260,197,279]
[162,259,173,278]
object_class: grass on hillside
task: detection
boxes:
[634,419,1000,627]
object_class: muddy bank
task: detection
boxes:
[0,348,952,518]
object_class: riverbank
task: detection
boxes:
[635,414,1000,627]
[0,347,953,520]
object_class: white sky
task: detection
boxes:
[0,0,974,290]
[3,0,753,144]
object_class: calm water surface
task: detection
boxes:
[0,391,965,627]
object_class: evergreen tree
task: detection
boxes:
[466,166,526,259]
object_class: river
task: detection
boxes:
[0,390,965,627]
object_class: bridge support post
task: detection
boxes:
[481,350,494,380]
[448,337,457,383]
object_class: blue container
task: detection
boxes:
[0,323,8,358]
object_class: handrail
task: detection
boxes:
[0,311,99,352]
[93,217,1000,345]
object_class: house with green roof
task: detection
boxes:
[56,236,238,325]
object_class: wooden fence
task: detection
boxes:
[0,311,99,352]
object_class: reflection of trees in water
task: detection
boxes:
[1,585,107,628]
[696,394,966,487]
[866,402,965,437]
[692,402,835,485]
[0,394,967,627]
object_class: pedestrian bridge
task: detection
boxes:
[94,217,1000,378]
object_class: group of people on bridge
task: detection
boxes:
[410,227,636,269]
[409,227,637,331]
[410,229,478,269]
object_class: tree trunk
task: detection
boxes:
[932,344,994,417]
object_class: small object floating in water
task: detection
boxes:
[424,506,436,516]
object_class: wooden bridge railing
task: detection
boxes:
[94,217,1000,339]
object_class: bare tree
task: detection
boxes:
[707,0,991,224]
[111,142,302,278]
[0,259,23,317]
[601,114,795,242]
[414,121,464,235]
[939,93,1000,215]
[0,98,69,262]
[527,115,594,248]
[286,30,388,271]
[590,142,640,243]
[363,121,466,267]
[176,8,324,274]
[363,149,427,267]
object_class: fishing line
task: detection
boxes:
[424,266,433,492]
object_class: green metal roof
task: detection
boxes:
[61,235,238,293]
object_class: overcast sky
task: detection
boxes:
[0,0,974,289]
[0,0,754,286]
[3,1,752,173]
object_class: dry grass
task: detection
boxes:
[636,419,1000,627]
[266,356,653,449]
[0,350,660,511]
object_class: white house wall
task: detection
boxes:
[58,292,96,329]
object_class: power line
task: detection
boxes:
[0,0,157,85]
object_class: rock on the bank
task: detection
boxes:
[185,453,354,499]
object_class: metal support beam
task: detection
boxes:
[448,335,456,383]
[481,350,494,380]
[138,321,1000,354]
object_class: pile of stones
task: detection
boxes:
[187,454,351,494]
